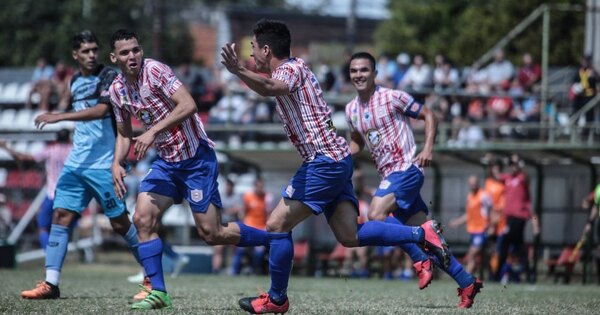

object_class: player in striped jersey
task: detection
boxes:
[108,29,272,310]
[345,52,482,308]
[221,19,450,314]
[21,30,143,301]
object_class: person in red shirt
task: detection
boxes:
[449,175,491,274]
[517,53,541,93]
[495,154,540,283]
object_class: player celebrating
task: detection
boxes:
[220,19,450,314]
[21,31,143,300]
[108,29,272,310]
[345,52,482,308]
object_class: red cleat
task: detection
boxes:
[239,293,289,314]
[420,220,451,269]
[413,259,434,290]
[457,278,483,308]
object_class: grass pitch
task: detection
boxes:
[1,252,599,314]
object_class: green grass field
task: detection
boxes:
[1,252,599,314]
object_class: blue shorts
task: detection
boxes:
[54,166,126,218]
[282,154,358,220]
[374,165,428,224]
[470,232,487,248]
[140,143,222,213]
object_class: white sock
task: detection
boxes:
[45,269,61,286]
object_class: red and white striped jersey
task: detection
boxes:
[345,86,421,178]
[33,143,72,199]
[110,58,213,162]
[272,58,349,162]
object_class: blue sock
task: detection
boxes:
[45,224,70,277]
[399,243,429,262]
[122,224,142,266]
[252,247,266,274]
[139,238,166,292]
[232,247,245,275]
[268,232,293,304]
[431,254,475,288]
[237,223,269,247]
[39,230,49,250]
[357,221,422,246]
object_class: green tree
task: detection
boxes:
[375,0,585,66]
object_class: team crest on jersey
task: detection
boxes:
[410,102,420,113]
[137,109,153,125]
[191,189,203,202]
[366,129,381,146]
[379,180,391,190]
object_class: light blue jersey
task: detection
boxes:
[64,65,117,169]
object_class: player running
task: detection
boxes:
[345,52,483,308]
[220,19,450,314]
[21,30,143,300]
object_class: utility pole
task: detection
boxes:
[345,0,357,54]
[152,0,164,60]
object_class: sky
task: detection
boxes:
[286,0,390,19]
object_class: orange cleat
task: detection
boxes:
[413,259,434,290]
[21,281,60,299]
[457,278,483,308]
[239,293,289,314]
[133,277,152,301]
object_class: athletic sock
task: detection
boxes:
[432,255,475,288]
[357,221,422,246]
[122,224,142,266]
[139,238,166,292]
[44,224,70,286]
[237,223,269,247]
[399,243,430,262]
[268,232,293,304]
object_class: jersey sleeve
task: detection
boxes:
[345,103,356,132]
[272,63,302,93]
[109,82,130,123]
[392,90,422,118]
[98,67,118,105]
[148,61,183,99]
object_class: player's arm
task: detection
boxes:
[34,103,110,129]
[131,86,197,160]
[112,117,133,200]
[0,140,35,162]
[413,105,438,167]
[220,43,289,97]
[448,213,467,228]
[349,130,365,156]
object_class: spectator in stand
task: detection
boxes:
[175,62,206,108]
[485,49,514,92]
[399,54,432,95]
[0,129,72,250]
[571,55,598,126]
[516,53,541,93]
[212,178,243,274]
[52,60,74,111]
[449,175,491,275]
[495,154,540,283]
[486,81,513,138]
[393,53,411,88]
[232,177,273,275]
[25,57,55,111]
[433,59,460,92]
[376,55,397,88]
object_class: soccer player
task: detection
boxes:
[449,175,491,274]
[0,129,72,249]
[21,30,143,300]
[220,19,449,314]
[108,29,271,310]
[344,52,482,308]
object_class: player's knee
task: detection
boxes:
[337,235,358,248]
[132,211,152,230]
[367,209,388,222]
[52,208,75,226]
[197,225,221,245]
[265,221,285,233]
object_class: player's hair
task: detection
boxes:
[72,30,98,50]
[252,19,291,59]
[350,52,376,71]
[110,29,138,51]
[56,128,71,143]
